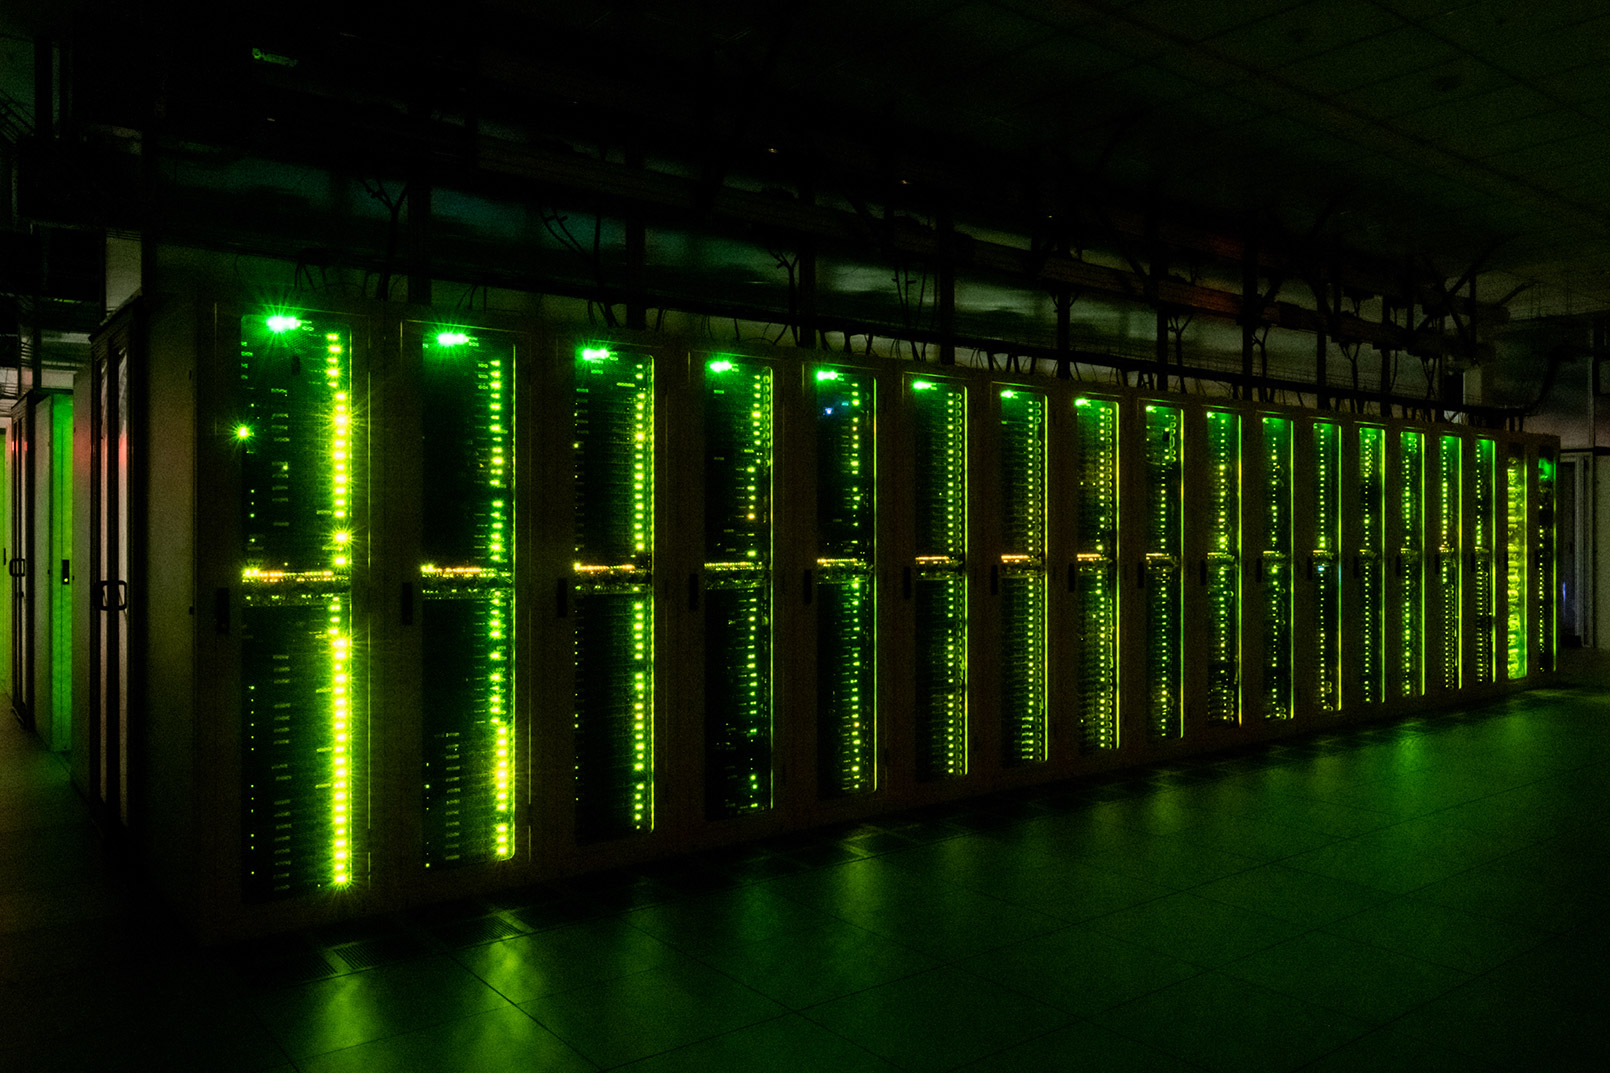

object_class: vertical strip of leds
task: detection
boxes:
[1398,431,1425,697]
[1504,449,1527,680]
[815,368,876,797]
[573,346,654,841]
[419,329,515,868]
[239,311,360,900]
[1074,398,1120,751]
[1537,454,1556,673]
[1436,435,1462,690]
[1206,411,1242,724]
[1312,422,1340,713]
[1261,417,1292,719]
[1358,426,1386,704]
[999,389,1047,766]
[1473,438,1496,684]
[703,358,773,817]
[912,379,968,779]
[1142,404,1182,740]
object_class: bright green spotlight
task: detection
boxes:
[708,359,734,373]
[580,347,611,361]
[815,369,840,382]
[437,331,470,346]
[333,530,351,545]
[234,424,253,441]
[912,380,935,391]
[1000,389,1017,398]
[267,315,301,333]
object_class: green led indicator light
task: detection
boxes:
[815,369,841,381]
[580,347,612,361]
[436,330,470,346]
[234,424,253,441]
[266,315,301,333]
[1000,389,1017,399]
[912,380,935,391]
[708,359,734,373]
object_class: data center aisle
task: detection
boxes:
[3,665,1609,1072]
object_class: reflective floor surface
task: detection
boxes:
[3,659,1608,1071]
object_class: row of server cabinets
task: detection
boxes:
[173,300,1558,935]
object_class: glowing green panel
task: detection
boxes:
[1312,422,1340,712]
[419,328,515,868]
[1260,416,1292,719]
[573,346,655,841]
[1074,398,1120,751]
[912,378,968,779]
[1206,411,1241,724]
[816,367,875,797]
[1537,455,1556,672]
[1000,389,1047,766]
[239,311,360,899]
[704,358,773,817]
[48,396,73,748]
[1436,435,1462,690]
[1143,405,1182,740]
[1473,439,1496,684]
[1505,450,1527,680]
[1358,426,1386,704]
[1398,431,1425,698]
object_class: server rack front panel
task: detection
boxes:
[1397,430,1425,699]
[1473,438,1497,685]
[1073,397,1120,752]
[572,346,655,842]
[1204,410,1242,726]
[1505,446,1528,680]
[1357,425,1386,706]
[1259,415,1293,720]
[703,357,774,818]
[1435,434,1462,691]
[814,367,876,797]
[417,328,515,869]
[911,378,968,780]
[1311,421,1340,714]
[238,311,363,901]
[1536,452,1557,672]
[1142,403,1183,741]
[998,388,1047,766]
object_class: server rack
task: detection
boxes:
[813,366,877,798]
[1395,430,1426,699]
[1310,420,1341,715]
[412,327,517,870]
[1202,409,1242,726]
[1472,438,1497,684]
[1434,433,1462,692]
[701,357,775,818]
[1536,451,1557,673]
[1257,415,1293,720]
[997,388,1047,766]
[236,311,365,901]
[1140,403,1183,741]
[1504,446,1528,681]
[1356,425,1387,707]
[1072,396,1121,752]
[909,377,969,780]
[570,345,657,842]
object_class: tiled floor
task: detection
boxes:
[3,660,1609,1072]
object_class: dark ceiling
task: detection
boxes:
[528,0,1610,320]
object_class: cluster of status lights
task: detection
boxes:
[912,379,968,779]
[325,329,353,884]
[1473,439,1497,684]
[1505,452,1528,681]
[1075,397,1120,751]
[1537,456,1557,671]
